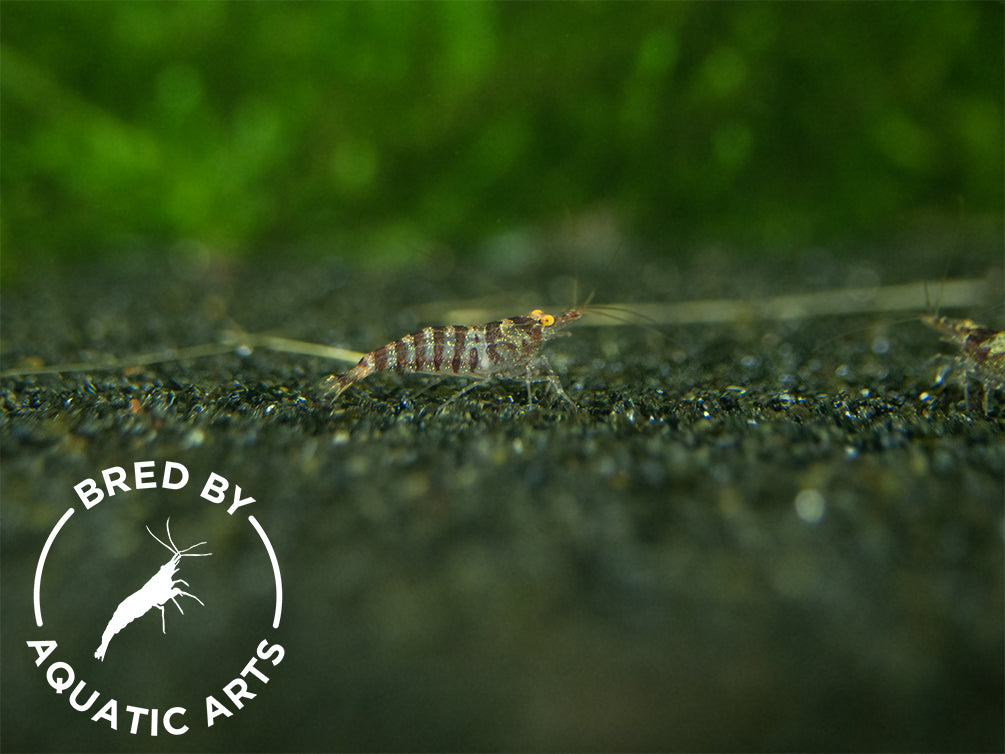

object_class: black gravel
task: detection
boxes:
[2,247,1003,752]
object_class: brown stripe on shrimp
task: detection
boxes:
[451,325,466,374]
[324,307,583,406]
[432,327,446,371]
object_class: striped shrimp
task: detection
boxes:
[324,308,583,407]
[923,313,1005,415]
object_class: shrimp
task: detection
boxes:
[94,519,211,662]
[922,314,1005,416]
[324,308,583,407]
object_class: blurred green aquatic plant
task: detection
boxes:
[1,2,1001,276]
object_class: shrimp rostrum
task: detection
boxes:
[94,519,211,662]
[325,308,583,407]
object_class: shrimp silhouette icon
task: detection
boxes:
[94,519,212,662]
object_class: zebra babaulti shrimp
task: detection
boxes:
[922,314,1005,416]
[324,308,583,407]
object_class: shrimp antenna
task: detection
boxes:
[146,518,211,556]
[166,517,180,552]
[147,518,175,554]
[584,303,671,343]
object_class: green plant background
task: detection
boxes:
[2,2,1002,277]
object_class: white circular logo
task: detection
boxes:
[27,461,285,738]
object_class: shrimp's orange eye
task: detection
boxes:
[540,314,555,326]
[530,309,544,319]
